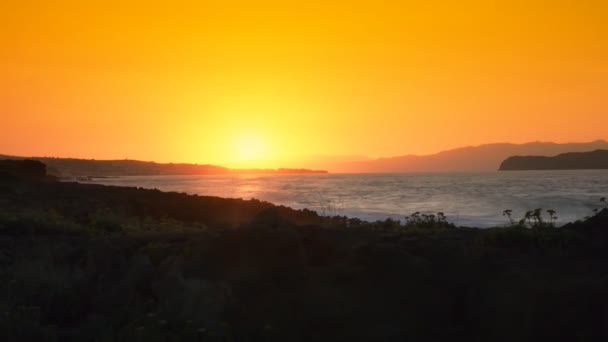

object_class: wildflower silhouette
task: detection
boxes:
[502,209,515,226]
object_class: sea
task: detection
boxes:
[82,170,608,227]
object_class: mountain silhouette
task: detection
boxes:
[500,149,608,170]
[327,140,608,173]
[0,155,327,177]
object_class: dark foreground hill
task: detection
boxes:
[2,161,608,341]
[500,149,608,170]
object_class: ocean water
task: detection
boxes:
[82,171,608,227]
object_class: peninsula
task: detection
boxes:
[499,150,608,171]
[0,155,327,177]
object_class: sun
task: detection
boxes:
[232,133,269,165]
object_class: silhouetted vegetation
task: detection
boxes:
[502,208,561,228]
[404,211,454,229]
[2,161,608,341]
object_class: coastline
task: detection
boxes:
[2,165,608,340]
[71,171,608,228]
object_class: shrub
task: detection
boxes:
[403,212,454,229]
[503,208,558,229]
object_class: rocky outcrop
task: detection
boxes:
[0,159,47,180]
[499,150,608,170]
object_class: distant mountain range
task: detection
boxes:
[3,140,607,175]
[323,140,608,173]
[0,155,327,177]
[500,150,608,171]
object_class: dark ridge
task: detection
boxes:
[0,154,327,177]
[324,140,608,173]
[499,149,608,170]
[0,176,322,230]
[0,159,49,180]
[0,155,231,177]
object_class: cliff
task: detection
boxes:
[499,149,608,171]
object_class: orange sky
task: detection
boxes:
[1,1,607,168]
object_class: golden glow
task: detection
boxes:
[230,132,269,166]
[1,1,607,169]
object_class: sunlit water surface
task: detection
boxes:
[82,171,608,227]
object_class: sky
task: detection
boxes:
[1,1,607,168]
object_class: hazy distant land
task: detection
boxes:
[0,154,327,177]
[307,140,608,172]
[3,140,608,176]
[500,149,608,171]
